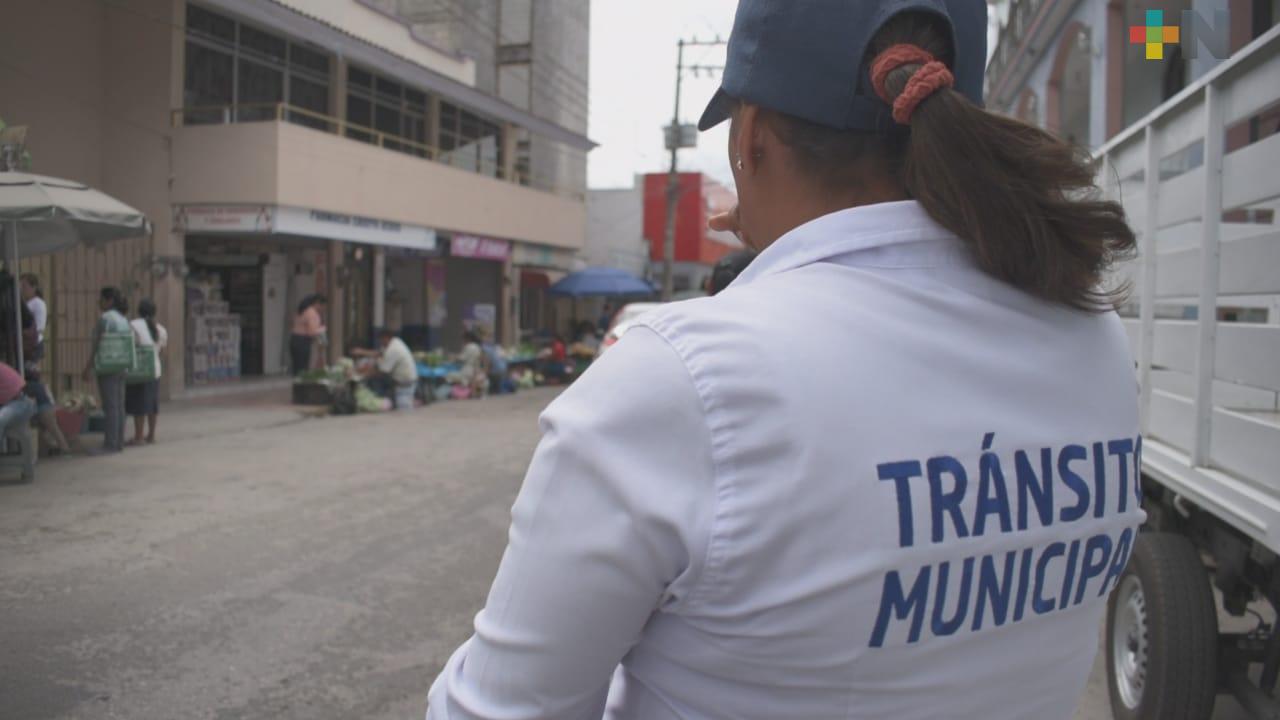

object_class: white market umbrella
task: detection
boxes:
[0,171,151,370]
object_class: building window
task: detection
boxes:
[237,57,283,122]
[184,41,233,124]
[182,3,330,129]
[439,101,503,178]
[345,65,431,158]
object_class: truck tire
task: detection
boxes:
[1107,532,1218,720]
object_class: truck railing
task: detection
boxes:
[1094,25,1280,551]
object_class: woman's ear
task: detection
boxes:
[733,104,762,176]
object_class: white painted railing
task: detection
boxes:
[1095,25,1280,550]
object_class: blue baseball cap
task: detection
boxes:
[698,0,987,133]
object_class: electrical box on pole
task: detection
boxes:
[663,124,698,151]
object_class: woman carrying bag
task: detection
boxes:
[83,287,132,454]
[126,299,166,446]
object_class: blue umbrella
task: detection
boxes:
[548,267,656,298]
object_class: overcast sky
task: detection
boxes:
[585,1,1005,191]
[586,0,739,190]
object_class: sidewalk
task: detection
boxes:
[66,385,319,452]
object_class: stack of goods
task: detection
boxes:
[187,299,242,386]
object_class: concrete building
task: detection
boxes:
[0,0,593,398]
[367,0,590,340]
[585,181,648,278]
[986,0,1278,148]
[370,0,589,216]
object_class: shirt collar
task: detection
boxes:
[732,200,959,287]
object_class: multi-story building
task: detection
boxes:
[986,0,1279,322]
[0,0,593,398]
[367,0,590,336]
[986,0,1277,148]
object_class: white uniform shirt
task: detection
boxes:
[427,201,1144,720]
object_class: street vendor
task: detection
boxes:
[353,329,417,411]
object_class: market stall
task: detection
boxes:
[547,267,656,381]
[0,170,150,480]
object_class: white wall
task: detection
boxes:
[585,183,648,276]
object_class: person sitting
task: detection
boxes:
[353,329,418,410]
[480,332,510,395]
[573,321,601,353]
[0,362,36,442]
[535,334,568,385]
[455,331,490,398]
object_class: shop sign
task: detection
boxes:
[512,242,576,271]
[174,204,438,253]
[274,207,438,252]
[174,205,274,233]
[452,234,511,261]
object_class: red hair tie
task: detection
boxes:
[870,44,955,125]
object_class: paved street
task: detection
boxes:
[0,389,1248,720]
[1,389,555,720]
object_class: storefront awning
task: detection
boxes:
[174,204,439,253]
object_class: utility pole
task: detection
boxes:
[660,39,685,302]
[661,37,725,302]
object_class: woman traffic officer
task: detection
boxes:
[427,1,1142,718]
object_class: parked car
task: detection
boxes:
[597,302,662,356]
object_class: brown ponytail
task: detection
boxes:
[764,12,1137,312]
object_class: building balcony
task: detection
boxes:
[169,103,586,251]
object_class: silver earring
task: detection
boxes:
[735,157,744,170]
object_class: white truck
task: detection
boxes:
[1094,24,1280,720]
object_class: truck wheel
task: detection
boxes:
[1107,532,1218,720]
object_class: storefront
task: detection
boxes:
[175,204,437,386]
[383,247,442,350]
[512,242,580,341]
[440,234,510,351]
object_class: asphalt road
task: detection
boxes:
[0,387,1251,719]
[0,389,551,720]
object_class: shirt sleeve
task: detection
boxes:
[29,299,47,334]
[426,327,716,720]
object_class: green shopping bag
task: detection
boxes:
[94,331,136,375]
[126,345,158,384]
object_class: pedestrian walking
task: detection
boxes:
[83,287,130,454]
[126,299,167,445]
[426,1,1143,719]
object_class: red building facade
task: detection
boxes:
[642,172,741,272]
